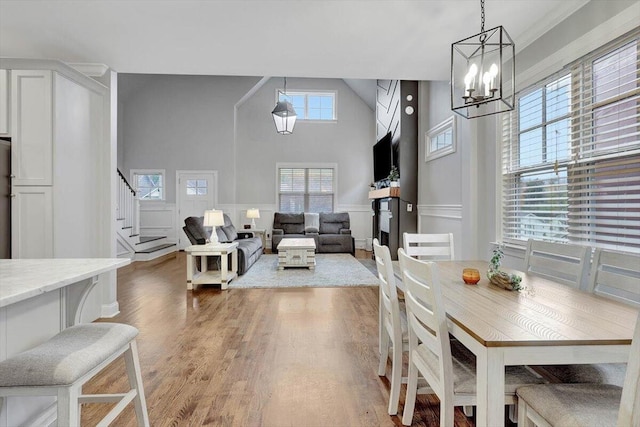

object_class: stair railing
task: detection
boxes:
[117,169,140,236]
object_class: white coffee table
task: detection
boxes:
[276,238,316,270]
[185,242,238,290]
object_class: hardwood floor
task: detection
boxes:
[81,250,475,426]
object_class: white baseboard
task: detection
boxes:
[101,302,120,318]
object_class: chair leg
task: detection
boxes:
[518,399,534,427]
[402,360,419,426]
[124,340,150,427]
[378,330,390,377]
[57,386,80,427]
[388,339,402,415]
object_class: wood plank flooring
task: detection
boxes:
[81,251,476,426]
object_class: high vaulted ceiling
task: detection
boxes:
[0,0,589,80]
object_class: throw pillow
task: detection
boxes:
[222,225,238,242]
[304,213,320,234]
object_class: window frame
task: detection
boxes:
[500,30,640,253]
[130,169,166,201]
[275,162,338,213]
[425,115,456,162]
[277,90,338,122]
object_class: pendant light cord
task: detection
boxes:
[480,0,485,33]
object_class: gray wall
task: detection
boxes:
[118,74,375,241]
[416,0,638,265]
[118,74,261,204]
[235,77,374,207]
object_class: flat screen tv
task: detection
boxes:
[373,132,393,182]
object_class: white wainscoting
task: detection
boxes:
[418,204,463,259]
[337,204,373,249]
[139,202,177,242]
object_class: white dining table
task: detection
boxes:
[392,260,638,427]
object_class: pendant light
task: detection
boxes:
[451,0,515,118]
[272,77,297,135]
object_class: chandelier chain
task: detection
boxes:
[480,0,485,33]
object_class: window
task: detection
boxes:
[501,31,640,253]
[278,91,336,121]
[425,116,456,162]
[131,169,164,201]
[186,179,207,196]
[277,165,335,213]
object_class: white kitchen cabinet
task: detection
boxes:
[10,186,53,258]
[0,69,9,136]
[10,70,53,186]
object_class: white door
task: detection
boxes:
[176,170,217,249]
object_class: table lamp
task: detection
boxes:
[204,209,225,245]
[246,208,260,228]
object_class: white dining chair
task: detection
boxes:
[517,312,640,427]
[0,322,149,427]
[373,238,408,415]
[523,239,590,289]
[398,249,544,426]
[588,248,640,308]
[533,248,639,387]
[403,233,454,261]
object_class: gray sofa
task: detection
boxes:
[183,214,263,275]
[271,212,354,254]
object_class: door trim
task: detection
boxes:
[175,170,218,249]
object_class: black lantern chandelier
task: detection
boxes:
[451,0,515,119]
[272,77,297,135]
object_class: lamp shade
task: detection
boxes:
[272,100,297,135]
[203,209,225,245]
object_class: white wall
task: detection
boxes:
[119,74,375,247]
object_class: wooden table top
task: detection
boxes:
[276,238,317,250]
[397,260,638,348]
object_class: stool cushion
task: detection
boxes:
[0,323,139,387]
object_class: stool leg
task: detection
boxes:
[57,385,80,427]
[124,340,150,427]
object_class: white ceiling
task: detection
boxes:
[0,0,589,80]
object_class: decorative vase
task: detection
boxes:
[462,268,480,284]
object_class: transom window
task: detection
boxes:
[502,30,640,253]
[278,91,336,121]
[131,169,165,201]
[277,165,336,213]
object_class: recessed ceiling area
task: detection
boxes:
[0,0,589,80]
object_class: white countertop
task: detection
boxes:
[0,258,130,308]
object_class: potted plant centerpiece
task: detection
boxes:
[487,246,523,291]
[388,166,400,187]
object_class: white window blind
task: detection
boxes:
[278,167,335,213]
[502,30,640,253]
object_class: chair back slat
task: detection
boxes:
[403,232,454,261]
[398,248,454,404]
[589,249,640,308]
[524,239,590,289]
[373,239,403,341]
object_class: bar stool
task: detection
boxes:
[0,322,149,426]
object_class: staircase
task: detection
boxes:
[116,170,176,261]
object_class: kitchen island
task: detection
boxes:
[0,258,130,426]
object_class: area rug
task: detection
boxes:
[230,254,378,288]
